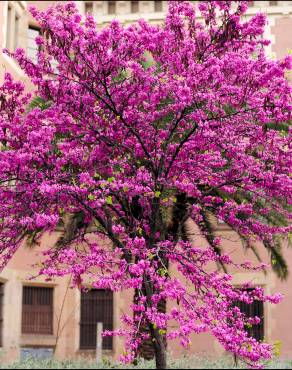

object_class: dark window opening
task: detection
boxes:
[85,2,93,15]
[154,1,163,12]
[80,289,113,350]
[131,1,139,13]
[14,14,19,50]
[6,6,12,48]
[235,288,264,342]
[22,286,53,334]
[108,1,116,15]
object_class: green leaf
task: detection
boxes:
[158,268,168,277]
[155,191,161,198]
[27,96,52,112]
[106,196,113,205]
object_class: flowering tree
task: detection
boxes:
[0,1,291,368]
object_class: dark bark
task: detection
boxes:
[150,324,167,369]
[135,193,189,366]
[135,295,167,361]
[141,277,168,369]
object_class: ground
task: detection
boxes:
[1,356,292,369]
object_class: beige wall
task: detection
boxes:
[272,16,292,57]
[1,223,292,362]
[0,231,133,363]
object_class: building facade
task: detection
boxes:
[0,0,292,364]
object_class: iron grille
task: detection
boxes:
[0,283,3,347]
[80,289,113,350]
[22,286,53,334]
[235,288,264,342]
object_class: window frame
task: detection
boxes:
[130,1,139,14]
[79,289,114,350]
[27,25,41,63]
[84,1,94,15]
[5,1,24,51]
[154,0,163,12]
[108,1,117,15]
[234,287,265,342]
[21,286,54,335]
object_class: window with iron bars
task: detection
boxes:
[22,286,53,335]
[235,288,264,342]
[80,289,113,350]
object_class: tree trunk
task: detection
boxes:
[135,276,168,369]
[135,295,167,360]
[155,346,167,369]
[133,193,188,367]
[152,327,167,369]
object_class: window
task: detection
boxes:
[14,14,19,50]
[22,286,53,335]
[235,289,264,342]
[85,2,93,15]
[27,26,40,62]
[131,1,139,13]
[154,1,163,12]
[108,1,116,15]
[6,5,12,48]
[80,289,113,350]
[0,283,3,347]
[6,3,21,51]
